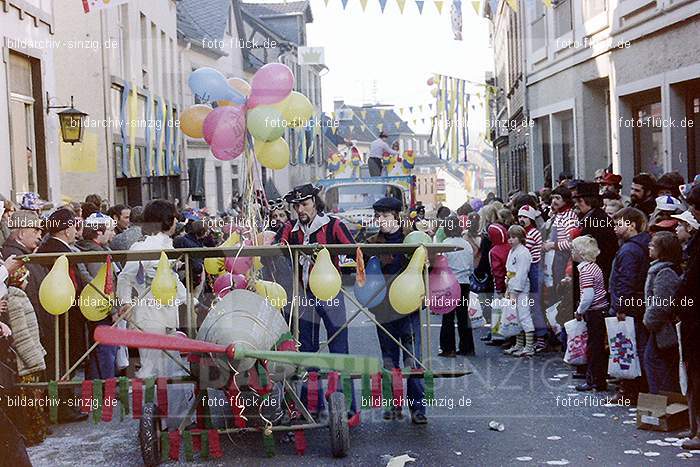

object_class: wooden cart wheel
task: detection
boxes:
[328,392,350,458]
[139,403,161,466]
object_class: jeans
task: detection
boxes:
[368,157,383,176]
[440,283,473,354]
[528,263,547,337]
[375,312,425,415]
[298,290,356,413]
[87,344,118,380]
[584,308,608,387]
[643,336,680,394]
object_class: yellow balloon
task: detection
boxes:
[280,91,313,127]
[253,256,263,270]
[309,248,341,301]
[151,251,177,305]
[389,246,427,314]
[254,137,290,170]
[204,231,241,275]
[255,280,288,309]
[180,104,212,138]
[39,255,75,315]
[430,88,438,97]
[227,77,251,97]
[216,99,238,107]
[79,264,114,321]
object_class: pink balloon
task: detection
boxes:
[203,106,246,161]
[225,255,253,274]
[248,63,294,108]
[213,273,248,298]
[428,255,461,314]
[262,230,276,245]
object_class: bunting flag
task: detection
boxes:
[396,0,406,13]
[119,81,130,177]
[360,110,367,119]
[341,0,349,9]
[118,376,130,418]
[349,125,355,132]
[434,0,444,13]
[542,0,552,6]
[394,121,401,129]
[323,0,329,5]
[415,0,425,13]
[168,431,181,461]
[418,104,423,112]
[398,107,404,114]
[331,126,338,134]
[183,431,194,461]
[471,0,480,14]
[132,378,143,418]
[379,0,388,12]
[92,379,103,423]
[370,372,382,407]
[81,380,93,414]
[424,370,435,400]
[144,90,152,176]
[157,377,168,418]
[505,0,518,11]
[361,373,371,408]
[428,103,433,110]
[360,124,366,132]
[307,372,319,413]
[341,373,353,410]
[409,106,414,113]
[102,377,117,422]
[377,123,383,131]
[128,82,138,177]
[294,430,307,455]
[360,0,368,10]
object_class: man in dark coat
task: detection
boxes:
[629,173,657,220]
[676,185,700,450]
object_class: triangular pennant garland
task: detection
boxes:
[396,0,406,13]
[360,0,368,9]
[416,0,425,13]
[434,0,444,13]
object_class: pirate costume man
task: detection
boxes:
[276,184,358,414]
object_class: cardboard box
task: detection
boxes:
[636,392,689,432]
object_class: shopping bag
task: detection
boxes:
[468,291,486,328]
[563,319,588,365]
[490,302,503,336]
[677,322,687,396]
[545,301,562,335]
[543,250,555,288]
[605,316,642,379]
[497,297,522,338]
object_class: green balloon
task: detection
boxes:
[434,226,446,243]
[404,230,432,245]
[246,106,285,142]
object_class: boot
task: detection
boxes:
[503,333,524,355]
[514,332,535,357]
[534,336,547,353]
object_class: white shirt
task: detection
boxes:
[368,138,399,159]
[442,237,474,284]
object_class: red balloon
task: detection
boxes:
[213,273,248,298]
[428,254,461,314]
[225,255,253,275]
[427,77,435,86]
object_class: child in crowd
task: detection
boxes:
[643,231,682,394]
[671,210,699,264]
[503,225,534,357]
[518,205,546,352]
[486,221,510,346]
[571,236,609,392]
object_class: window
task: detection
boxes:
[215,166,224,213]
[530,0,546,53]
[231,178,239,197]
[583,0,606,20]
[538,116,553,188]
[633,101,664,177]
[554,0,573,37]
[559,110,575,177]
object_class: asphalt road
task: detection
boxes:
[28,308,697,466]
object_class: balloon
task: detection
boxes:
[404,230,432,245]
[227,77,251,97]
[256,230,277,245]
[427,77,435,86]
[213,272,247,298]
[39,255,75,315]
[255,280,288,309]
[309,248,341,301]
[203,106,246,161]
[353,256,386,308]
[253,256,263,271]
[279,91,313,127]
[188,67,245,104]
[180,104,212,138]
[215,100,237,107]
[246,106,284,142]
[430,88,439,97]
[204,231,241,275]
[389,246,427,314]
[427,255,460,314]
[151,251,177,305]
[225,255,252,275]
[248,63,294,108]
[79,264,114,321]
[434,227,446,243]
[254,137,290,170]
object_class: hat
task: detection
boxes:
[84,212,116,228]
[517,205,541,220]
[372,197,402,212]
[46,208,76,234]
[655,195,683,212]
[572,181,601,199]
[378,131,388,138]
[283,184,321,204]
[671,210,700,230]
[20,192,44,211]
[649,219,678,233]
[600,173,622,186]
[268,197,286,211]
[9,210,42,230]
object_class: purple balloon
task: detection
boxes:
[248,63,294,109]
[203,106,246,161]
[213,272,248,298]
[225,255,253,275]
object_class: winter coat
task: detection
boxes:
[505,244,531,294]
[488,224,510,293]
[631,196,656,220]
[2,238,44,324]
[6,286,46,376]
[609,232,651,317]
[675,230,700,368]
[109,226,144,252]
[366,229,408,324]
[643,260,681,350]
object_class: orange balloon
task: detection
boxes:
[227,78,251,97]
[180,104,212,138]
[216,100,237,107]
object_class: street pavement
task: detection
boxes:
[28,308,697,466]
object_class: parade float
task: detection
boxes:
[18,63,468,464]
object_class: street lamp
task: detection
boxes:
[46,94,88,145]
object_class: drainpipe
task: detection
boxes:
[100,10,115,203]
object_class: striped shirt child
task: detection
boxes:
[524,225,542,263]
[553,208,578,252]
[577,261,609,311]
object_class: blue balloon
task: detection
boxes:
[354,256,387,308]
[188,67,245,105]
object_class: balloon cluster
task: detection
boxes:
[180,64,315,169]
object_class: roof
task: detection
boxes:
[334,105,414,143]
[241,1,313,21]
[177,0,230,46]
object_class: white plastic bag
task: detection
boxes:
[563,319,588,365]
[545,301,562,335]
[677,322,687,396]
[497,298,522,338]
[468,291,485,328]
[605,316,641,379]
[543,250,555,288]
[115,319,129,370]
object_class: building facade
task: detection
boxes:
[1,0,59,203]
[524,0,700,190]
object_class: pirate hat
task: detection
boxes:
[284,184,321,204]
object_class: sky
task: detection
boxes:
[304,0,493,136]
